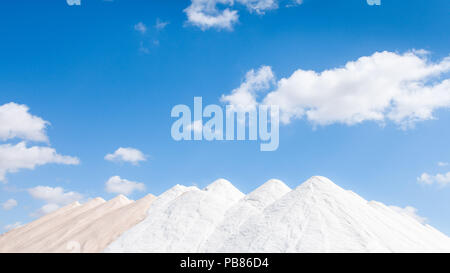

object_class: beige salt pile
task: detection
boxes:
[0,194,155,253]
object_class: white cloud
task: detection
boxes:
[184,0,238,30]
[28,186,83,218]
[66,0,81,6]
[221,65,275,112]
[418,173,434,185]
[418,172,450,187]
[0,102,49,142]
[438,162,449,167]
[155,18,169,30]
[105,147,146,165]
[105,176,145,196]
[389,205,427,224]
[28,186,83,205]
[0,103,80,182]
[0,142,79,182]
[4,222,22,232]
[221,51,450,128]
[286,0,303,7]
[134,22,147,34]
[184,0,277,30]
[2,199,18,210]
[238,0,278,14]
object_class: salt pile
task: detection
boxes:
[0,194,155,253]
[105,179,245,252]
[201,179,291,252]
[1,176,449,253]
[210,176,450,252]
[106,176,450,253]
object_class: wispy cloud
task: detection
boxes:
[134,22,147,34]
[389,205,427,224]
[155,18,169,30]
[418,172,450,188]
[221,65,275,112]
[138,41,150,54]
[2,199,18,211]
[66,0,81,6]
[105,147,147,165]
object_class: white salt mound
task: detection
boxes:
[213,176,450,252]
[106,176,450,253]
[201,179,291,252]
[105,179,245,252]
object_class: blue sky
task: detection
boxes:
[1,0,450,235]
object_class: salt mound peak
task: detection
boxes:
[147,184,198,210]
[200,179,292,252]
[86,197,107,205]
[135,194,156,204]
[243,179,291,208]
[109,194,132,204]
[204,178,243,197]
[68,201,81,207]
[250,179,290,195]
[298,175,344,191]
[105,179,245,253]
[204,178,233,191]
[204,179,245,205]
[164,184,197,196]
[170,184,190,191]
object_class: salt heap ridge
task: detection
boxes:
[2,176,449,253]
[105,176,450,253]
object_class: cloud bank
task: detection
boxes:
[222,51,450,128]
